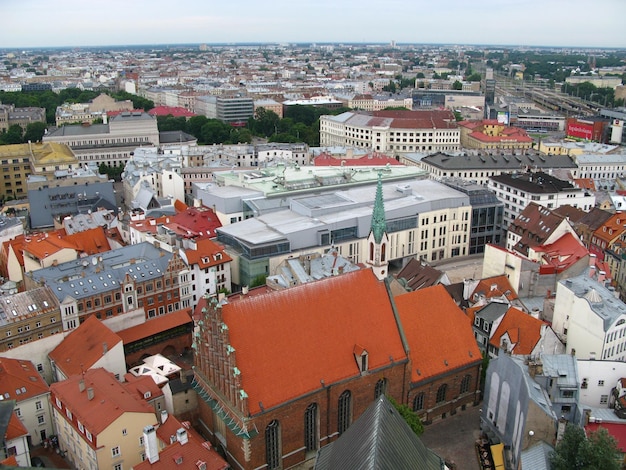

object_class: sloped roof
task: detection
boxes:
[315,394,444,470]
[395,285,481,383]
[50,368,154,436]
[5,410,28,440]
[183,239,232,269]
[396,258,446,291]
[222,269,407,414]
[510,203,566,255]
[49,315,122,377]
[118,308,192,345]
[489,307,544,355]
[122,373,164,402]
[593,212,626,244]
[471,275,519,302]
[0,357,49,402]
[532,232,588,274]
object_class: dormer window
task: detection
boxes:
[353,344,368,373]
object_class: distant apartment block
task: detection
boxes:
[347,94,413,111]
[55,93,134,126]
[0,104,46,133]
[320,110,460,156]
[458,120,533,151]
[43,112,160,167]
[195,95,254,125]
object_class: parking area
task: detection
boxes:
[419,403,482,470]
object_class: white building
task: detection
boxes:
[489,172,595,230]
[552,270,626,361]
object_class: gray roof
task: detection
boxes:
[476,302,509,322]
[540,354,579,390]
[0,400,16,443]
[421,152,577,171]
[0,286,58,327]
[46,123,110,137]
[26,242,173,303]
[520,441,553,470]
[315,395,445,470]
[560,272,626,331]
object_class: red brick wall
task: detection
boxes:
[124,331,192,367]
[196,362,406,470]
[407,362,482,425]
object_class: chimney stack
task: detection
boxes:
[176,428,189,446]
[161,409,168,424]
[143,425,159,463]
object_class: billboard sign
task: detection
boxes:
[567,121,594,140]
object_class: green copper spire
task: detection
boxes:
[371,172,387,244]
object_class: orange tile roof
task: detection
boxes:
[63,227,111,255]
[5,411,28,440]
[123,374,164,401]
[395,285,481,383]
[0,455,18,466]
[533,232,588,273]
[593,212,626,244]
[50,368,155,436]
[472,275,519,302]
[135,417,228,470]
[489,307,545,355]
[182,239,232,269]
[48,315,122,377]
[22,232,75,259]
[0,357,49,402]
[117,309,192,345]
[222,270,407,414]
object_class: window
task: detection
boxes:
[122,428,127,436]
[600,395,609,405]
[413,393,425,411]
[37,415,45,425]
[265,420,281,470]
[112,446,121,457]
[36,401,43,411]
[374,378,387,399]
[460,375,472,394]
[304,403,318,453]
[114,464,122,470]
[436,384,447,403]
[338,390,352,435]
[598,380,605,386]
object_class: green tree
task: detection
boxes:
[466,73,483,82]
[452,80,463,90]
[23,121,47,142]
[387,396,424,436]
[550,425,620,470]
[0,124,24,144]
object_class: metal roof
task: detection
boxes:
[315,395,445,470]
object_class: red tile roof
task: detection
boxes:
[50,368,155,436]
[395,285,481,383]
[313,152,401,167]
[532,232,588,274]
[62,227,112,255]
[122,374,164,402]
[135,415,228,470]
[48,315,122,377]
[489,307,545,355]
[182,239,232,269]
[222,270,407,414]
[0,357,49,402]
[5,411,28,440]
[593,212,626,245]
[148,106,196,118]
[117,309,192,345]
[471,275,519,302]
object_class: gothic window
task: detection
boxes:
[369,242,374,261]
[413,392,425,411]
[338,390,352,435]
[265,420,281,469]
[304,403,318,452]
[374,378,387,399]
[381,243,386,262]
[460,375,472,394]
[436,384,447,404]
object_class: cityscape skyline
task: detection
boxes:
[1,0,625,50]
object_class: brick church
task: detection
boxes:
[191,176,482,469]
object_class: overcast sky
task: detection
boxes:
[1,0,625,49]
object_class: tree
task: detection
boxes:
[452,80,463,90]
[0,124,24,144]
[466,73,483,82]
[550,424,620,470]
[387,396,424,436]
[23,122,47,142]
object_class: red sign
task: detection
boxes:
[567,121,594,140]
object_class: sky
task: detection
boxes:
[1,0,625,49]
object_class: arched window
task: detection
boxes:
[374,378,387,399]
[338,390,352,435]
[265,420,281,469]
[369,242,374,261]
[460,375,472,394]
[413,392,425,411]
[436,384,447,404]
[304,403,318,453]
[381,242,386,262]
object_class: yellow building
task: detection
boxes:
[0,142,78,201]
[50,368,157,470]
[459,120,533,151]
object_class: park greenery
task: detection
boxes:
[550,424,620,470]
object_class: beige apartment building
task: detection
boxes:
[50,368,157,470]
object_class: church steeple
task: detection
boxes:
[366,173,390,281]
[371,172,387,243]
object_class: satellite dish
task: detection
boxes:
[92,257,98,265]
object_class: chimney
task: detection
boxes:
[143,425,159,464]
[589,265,596,278]
[87,387,94,401]
[589,253,597,267]
[179,370,187,384]
[161,409,168,424]
[78,379,85,393]
[176,428,189,446]
[598,271,606,285]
